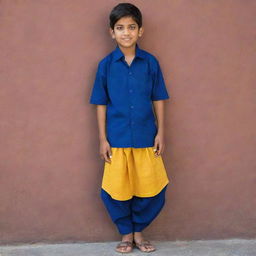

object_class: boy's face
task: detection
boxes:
[109,16,144,49]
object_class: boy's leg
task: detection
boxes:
[131,185,167,252]
[131,185,168,232]
[131,185,167,232]
[100,188,133,235]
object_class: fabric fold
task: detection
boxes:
[102,147,169,200]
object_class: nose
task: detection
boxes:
[123,28,129,35]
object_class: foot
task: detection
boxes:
[134,232,156,252]
[115,233,134,253]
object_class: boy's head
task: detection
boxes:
[109,3,144,48]
[109,3,142,29]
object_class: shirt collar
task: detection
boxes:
[112,43,145,62]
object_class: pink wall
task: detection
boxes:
[0,0,255,244]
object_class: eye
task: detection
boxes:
[130,26,136,30]
[116,27,123,30]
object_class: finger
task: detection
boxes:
[156,146,160,155]
[104,152,111,163]
[108,148,112,159]
[154,143,159,156]
[153,141,157,152]
[158,144,163,155]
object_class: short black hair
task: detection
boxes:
[109,3,142,29]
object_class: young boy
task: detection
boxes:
[89,3,170,253]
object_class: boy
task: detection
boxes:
[89,3,170,253]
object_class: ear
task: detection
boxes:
[109,27,115,39]
[138,26,144,37]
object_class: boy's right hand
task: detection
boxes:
[99,139,112,163]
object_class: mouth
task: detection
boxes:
[122,38,132,41]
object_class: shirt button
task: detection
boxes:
[131,121,135,125]
[130,105,134,109]
[129,72,132,75]
[129,89,133,93]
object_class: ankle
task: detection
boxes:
[122,233,133,242]
[133,232,143,241]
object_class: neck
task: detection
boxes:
[118,43,136,57]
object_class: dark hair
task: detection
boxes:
[109,3,142,29]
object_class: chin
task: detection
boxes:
[118,41,136,48]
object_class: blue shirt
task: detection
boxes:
[89,43,170,148]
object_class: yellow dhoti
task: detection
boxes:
[102,147,170,201]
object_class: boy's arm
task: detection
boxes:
[152,100,165,136]
[152,100,166,155]
[96,105,112,163]
[96,105,107,141]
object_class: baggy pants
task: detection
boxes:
[100,185,168,235]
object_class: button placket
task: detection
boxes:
[127,66,135,143]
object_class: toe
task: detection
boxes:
[145,244,154,252]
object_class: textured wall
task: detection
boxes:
[0,0,256,244]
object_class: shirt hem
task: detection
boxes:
[108,144,155,148]
[151,96,170,101]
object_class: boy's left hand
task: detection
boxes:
[154,133,165,156]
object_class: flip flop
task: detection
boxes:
[135,240,156,253]
[115,240,134,253]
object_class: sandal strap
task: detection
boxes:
[116,241,133,248]
[136,239,152,247]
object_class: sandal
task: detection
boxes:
[115,241,134,253]
[135,239,156,253]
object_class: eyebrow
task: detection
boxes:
[115,24,137,26]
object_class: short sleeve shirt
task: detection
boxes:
[89,43,170,148]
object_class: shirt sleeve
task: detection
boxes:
[151,60,170,101]
[89,63,109,105]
